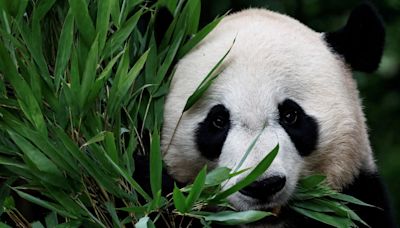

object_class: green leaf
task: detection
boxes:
[104,132,118,164]
[54,10,74,91]
[45,187,84,216]
[184,0,201,35]
[177,15,223,59]
[0,222,12,228]
[330,193,376,208]
[80,131,107,148]
[108,49,149,116]
[183,37,235,112]
[150,130,162,197]
[293,200,336,213]
[0,0,27,18]
[53,127,124,196]
[13,189,77,219]
[103,9,143,58]
[105,202,122,228]
[233,125,266,173]
[157,0,178,14]
[313,199,370,227]
[0,112,80,178]
[45,212,58,228]
[96,0,112,52]
[173,184,186,213]
[103,149,151,202]
[0,177,16,215]
[292,206,354,228]
[80,36,99,110]
[0,42,47,135]
[8,131,62,177]
[69,0,95,45]
[54,221,81,228]
[202,210,272,225]
[298,174,327,189]
[205,167,231,187]
[87,50,124,105]
[214,145,279,201]
[153,30,184,93]
[185,165,207,210]
[31,221,45,228]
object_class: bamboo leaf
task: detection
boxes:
[0,177,16,216]
[44,212,58,228]
[0,222,12,228]
[53,127,124,196]
[173,184,186,213]
[292,206,354,228]
[31,221,45,228]
[185,165,207,210]
[80,131,107,148]
[153,30,184,92]
[185,0,201,35]
[105,202,122,228]
[69,0,95,45]
[177,14,223,59]
[201,210,272,225]
[214,145,279,201]
[103,150,152,202]
[233,125,266,173]
[13,189,78,219]
[150,130,162,198]
[330,193,376,208]
[103,9,143,58]
[205,167,231,187]
[298,174,327,189]
[80,36,99,110]
[0,42,47,135]
[96,0,112,52]
[8,131,62,177]
[183,37,235,112]
[54,10,74,91]
[108,49,149,116]
[104,132,118,164]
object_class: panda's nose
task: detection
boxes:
[239,175,286,200]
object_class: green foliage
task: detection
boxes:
[292,175,375,228]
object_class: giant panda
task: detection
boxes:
[160,3,396,228]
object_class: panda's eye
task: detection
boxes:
[212,116,226,129]
[278,99,301,126]
[281,110,298,125]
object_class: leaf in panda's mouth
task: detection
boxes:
[289,174,375,228]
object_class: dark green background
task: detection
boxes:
[200,0,400,223]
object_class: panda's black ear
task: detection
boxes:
[325,3,385,72]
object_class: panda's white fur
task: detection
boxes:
[161,7,383,227]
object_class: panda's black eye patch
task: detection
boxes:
[278,99,319,156]
[195,104,231,160]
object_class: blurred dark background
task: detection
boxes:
[200,0,400,223]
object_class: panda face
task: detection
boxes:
[162,7,382,220]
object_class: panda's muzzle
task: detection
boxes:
[239,175,286,201]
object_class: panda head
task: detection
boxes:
[162,3,384,217]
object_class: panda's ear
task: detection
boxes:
[324,3,385,72]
